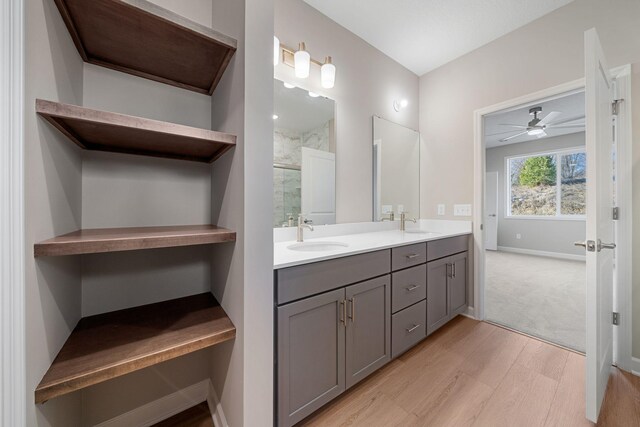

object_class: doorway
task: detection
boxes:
[472,66,633,372]
[482,89,588,352]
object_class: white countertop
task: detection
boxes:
[274,219,472,269]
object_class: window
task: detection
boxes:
[507,148,586,218]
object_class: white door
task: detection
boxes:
[583,28,616,423]
[485,171,498,251]
[301,147,336,225]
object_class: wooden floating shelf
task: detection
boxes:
[53,0,237,94]
[152,402,213,427]
[34,224,236,257]
[35,293,235,404]
[36,99,236,163]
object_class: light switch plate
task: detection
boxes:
[437,204,445,216]
[453,204,472,216]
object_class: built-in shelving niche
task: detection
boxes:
[52,0,237,95]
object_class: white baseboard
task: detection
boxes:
[461,306,476,320]
[497,246,586,262]
[96,379,226,427]
[631,357,640,377]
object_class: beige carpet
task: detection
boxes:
[485,250,586,352]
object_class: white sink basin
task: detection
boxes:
[404,230,441,235]
[287,241,349,252]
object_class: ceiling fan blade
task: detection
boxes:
[499,131,528,142]
[486,129,528,136]
[538,111,561,125]
[498,124,527,129]
[548,124,585,129]
[545,115,585,126]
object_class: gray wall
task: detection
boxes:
[418,0,640,359]
[486,132,586,257]
[25,0,84,424]
[274,0,419,223]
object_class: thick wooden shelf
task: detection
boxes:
[35,293,235,403]
[34,225,235,257]
[53,0,237,94]
[37,99,236,163]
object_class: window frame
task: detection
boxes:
[505,146,587,221]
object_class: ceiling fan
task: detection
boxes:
[495,106,585,142]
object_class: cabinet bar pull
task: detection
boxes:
[406,324,421,333]
[406,253,420,259]
[405,284,420,292]
[348,298,355,322]
[452,263,456,278]
[339,300,346,325]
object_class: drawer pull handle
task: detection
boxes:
[406,253,420,259]
[406,324,421,333]
[405,284,421,292]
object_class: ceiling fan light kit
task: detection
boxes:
[496,106,585,143]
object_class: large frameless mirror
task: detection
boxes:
[273,79,336,227]
[373,116,420,221]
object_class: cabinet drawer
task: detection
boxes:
[427,235,469,261]
[391,264,426,313]
[277,250,391,305]
[391,300,426,358]
[391,243,427,271]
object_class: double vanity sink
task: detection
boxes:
[273,220,472,426]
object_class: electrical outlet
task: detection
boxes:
[453,204,472,216]
[437,204,445,216]
[516,233,522,240]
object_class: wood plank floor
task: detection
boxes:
[298,316,640,427]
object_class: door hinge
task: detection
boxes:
[612,207,619,220]
[613,312,620,326]
[480,224,484,231]
[612,99,624,116]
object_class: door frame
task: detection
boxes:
[472,69,633,371]
[1,0,26,425]
[484,171,499,251]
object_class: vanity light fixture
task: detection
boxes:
[393,99,409,112]
[283,82,296,89]
[274,36,280,66]
[321,56,336,89]
[275,38,336,88]
[308,91,320,98]
[294,42,311,78]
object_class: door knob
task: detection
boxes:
[575,240,597,252]
[597,239,616,251]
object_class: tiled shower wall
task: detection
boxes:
[273,122,330,227]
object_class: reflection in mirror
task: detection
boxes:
[273,79,336,227]
[373,116,420,221]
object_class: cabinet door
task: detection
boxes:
[277,288,346,427]
[345,275,391,389]
[449,252,468,316]
[427,257,450,335]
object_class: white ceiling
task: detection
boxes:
[303,0,574,75]
[273,79,335,132]
[484,90,585,149]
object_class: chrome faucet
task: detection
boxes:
[400,212,416,231]
[381,212,395,222]
[297,214,314,242]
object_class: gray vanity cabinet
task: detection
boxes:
[345,276,391,388]
[449,252,468,315]
[277,288,346,427]
[426,257,450,334]
[426,251,468,335]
